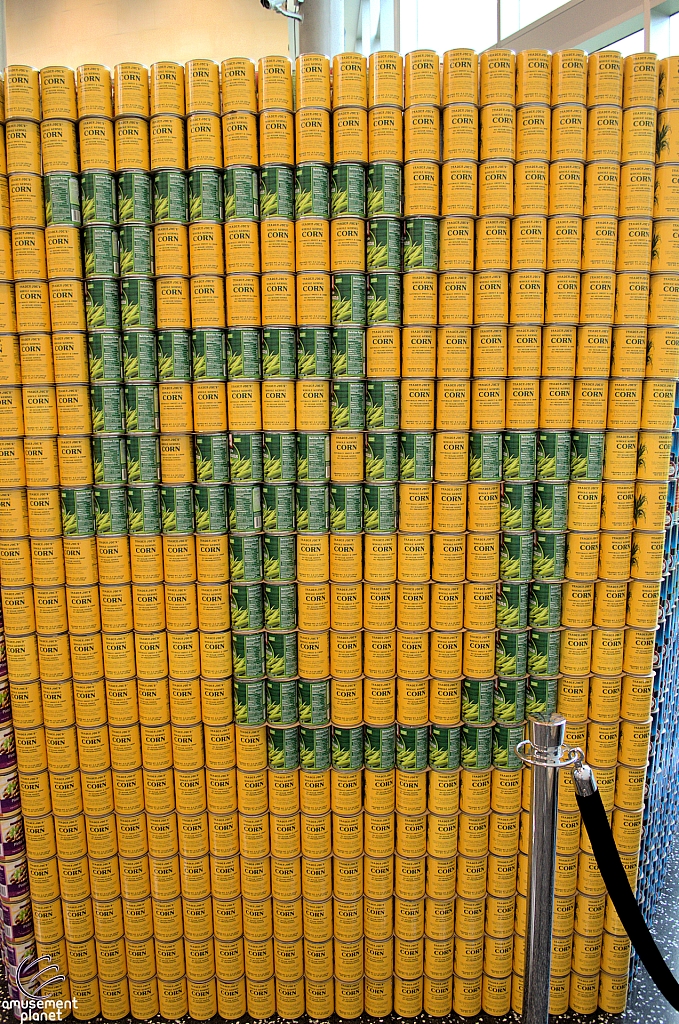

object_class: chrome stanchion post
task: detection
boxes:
[516,714,582,1024]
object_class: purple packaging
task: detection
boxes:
[0,724,16,771]
[0,813,25,858]
[0,771,22,816]
[2,895,34,940]
[0,857,28,901]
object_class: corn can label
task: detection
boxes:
[299,725,330,770]
[500,533,533,581]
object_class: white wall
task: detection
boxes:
[6,0,289,70]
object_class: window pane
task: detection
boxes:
[600,28,644,58]
[401,0,498,54]
[502,0,568,36]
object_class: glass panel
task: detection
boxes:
[401,0,498,54]
[599,28,644,58]
[501,0,567,38]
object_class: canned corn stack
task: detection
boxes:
[0,46,674,1024]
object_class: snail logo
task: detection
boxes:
[17,953,66,999]
[4,954,73,1022]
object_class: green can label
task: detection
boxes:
[469,432,502,481]
[88,333,122,381]
[495,630,529,678]
[44,173,80,226]
[403,217,438,271]
[332,327,365,378]
[90,384,124,434]
[492,723,525,770]
[330,484,363,532]
[496,582,529,629]
[61,487,95,536]
[501,482,534,531]
[529,582,562,628]
[503,431,537,480]
[234,678,266,724]
[233,632,266,679]
[224,167,259,220]
[263,534,296,581]
[262,483,295,532]
[228,329,261,380]
[494,678,526,725]
[263,433,296,482]
[533,532,566,580]
[194,485,228,534]
[528,628,561,676]
[363,484,398,533]
[461,724,493,769]
[264,582,297,631]
[526,676,558,717]
[571,432,605,481]
[195,435,230,483]
[125,435,160,484]
[537,431,571,480]
[295,483,329,532]
[84,225,120,278]
[230,433,264,482]
[189,169,224,222]
[93,485,128,535]
[365,433,399,482]
[332,274,367,325]
[367,219,402,271]
[462,677,494,724]
[268,725,300,770]
[123,332,157,381]
[118,172,152,223]
[126,485,161,534]
[227,483,262,533]
[296,164,330,218]
[267,677,298,723]
[332,726,364,770]
[331,164,366,217]
[367,163,403,217]
[298,679,330,725]
[81,171,117,225]
[93,435,126,484]
[396,725,429,771]
[364,724,396,770]
[121,278,156,329]
[400,433,434,481]
[299,725,330,770]
[231,584,264,632]
[534,482,568,531]
[86,280,121,331]
[153,171,188,222]
[366,380,399,430]
[500,532,534,581]
[429,726,461,770]
[230,534,263,581]
[193,330,226,380]
[262,328,297,378]
[297,328,331,378]
[297,433,330,481]
[367,273,401,325]
[158,331,192,380]
[119,225,153,277]
[332,380,365,430]
[161,484,194,534]
[125,383,159,433]
[266,633,298,680]
[260,166,295,220]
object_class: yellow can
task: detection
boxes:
[149,61,185,116]
[368,50,403,106]
[551,104,586,161]
[221,112,258,166]
[547,160,584,217]
[441,160,477,218]
[6,121,41,176]
[5,65,41,119]
[258,55,293,111]
[150,115,186,170]
[112,63,149,118]
[220,57,256,115]
[186,113,222,169]
[259,110,295,165]
[331,53,368,108]
[404,161,440,217]
[76,117,115,172]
